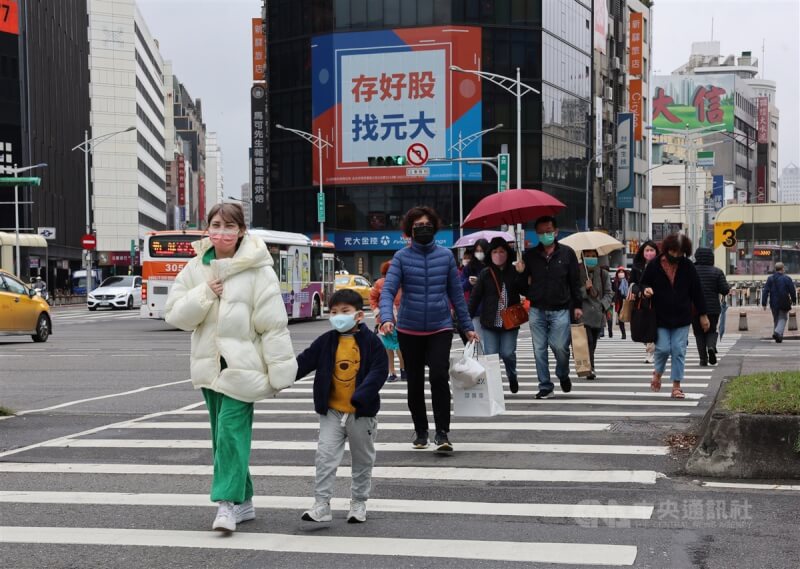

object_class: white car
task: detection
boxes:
[87,276,143,311]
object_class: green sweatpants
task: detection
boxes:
[202,388,255,504]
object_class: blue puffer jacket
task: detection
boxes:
[380,241,473,333]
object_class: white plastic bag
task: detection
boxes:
[453,353,506,417]
[449,340,486,389]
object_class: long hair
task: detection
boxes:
[633,239,660,267]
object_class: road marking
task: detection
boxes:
[262,397,700,407]
[0,462,664,484]
[701,482,800,492]
[0,526,638,565]
[282,387,705,400]
[119,421,612,432]
[169,409,693,418]
[0,491,654,520]
[43,439,669,455]
[7,379,192,417]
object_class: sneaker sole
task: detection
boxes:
[412,443,429,449]
[347,515,367,523]
[301,512,333,522]
[535,393,554,399]
[212,522,235,533]
[435,442,453,453]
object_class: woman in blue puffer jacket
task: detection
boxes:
[380,206,477,454]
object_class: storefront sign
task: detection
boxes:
[252,18,265,82]
[629,12,643,77]
[757,96,769,144]
[712,175,724,211]
[312,26,482,185]
[630,79,643,141]
[251,84,267,208]
[616,112,634,209]
[334,230,452,251]
[177,154,186,206]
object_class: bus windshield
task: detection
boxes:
[148,235,198,258]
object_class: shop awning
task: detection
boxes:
[0,231,48,248]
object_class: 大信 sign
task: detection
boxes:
[652,74,734,134]
[312,26,482,185]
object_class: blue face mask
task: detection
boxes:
[329,313,359,333]
[584,257,598,268]
[538,232,556,246]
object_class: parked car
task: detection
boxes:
[334,273,372,304]
[0,270,52,342]
[87,276,142,311]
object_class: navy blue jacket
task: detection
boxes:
[379,241,473,333]
[295,323,389,418]
[761,272,796,311]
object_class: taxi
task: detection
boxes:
[0,270,52,342]
[334,272,372,304]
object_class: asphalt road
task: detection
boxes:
[0,305,798,568]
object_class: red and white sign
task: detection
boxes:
[0,1,19,35]
[177,154,186,207]
[757,97,769,144]
[630,78,643,141]
[406,142,429,166]
[629,12,643,77]
[81,234,97,250]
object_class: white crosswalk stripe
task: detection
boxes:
[1,330,739,566]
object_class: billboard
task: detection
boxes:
[177,154,186,206]
[652,74,735,133]
[712,175,724,211]
[312,26,482,185]
[616,112,634,209]
[250,84,267,209]
[629,12,643,77]
[757,96,769,144]
[593,0,608,54]
[629,78,643,141]
[252,18,265,82]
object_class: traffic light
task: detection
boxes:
[368,156,406,167]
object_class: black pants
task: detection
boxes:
[585,326,602,370]
[692,313,720,362]
[398,330,453,435]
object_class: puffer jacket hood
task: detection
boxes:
[694,247,714,266]
[165,234,297,403]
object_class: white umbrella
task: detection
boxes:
[559,231,624,257]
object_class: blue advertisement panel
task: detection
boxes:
[312,26,483,185]
[616,112,635,209]
[332,230,453,251]
[712,175,724,211]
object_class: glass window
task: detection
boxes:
[350,0,366,27]
[367,0,382,26]
[433,0,451,23]
[417,0,433,24]
[384,0,400,25]
[3,276,27,295]
[334,0,350,28]
[400,0,417,25]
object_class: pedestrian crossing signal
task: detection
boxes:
[368,156,406,167]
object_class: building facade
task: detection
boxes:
[240,182,252,227]
[779,163,800,203]
[264,0,592,275]
[205,131,223,216]
[87,0,167,261]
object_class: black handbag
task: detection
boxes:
[630,297,658,343]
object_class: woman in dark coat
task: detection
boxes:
[468,238,526,393]
[692,247,730,365]
[629,240,659,363]
[641,234,710,400]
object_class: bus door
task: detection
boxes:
[322,253,335,309]
[278,250,290,315]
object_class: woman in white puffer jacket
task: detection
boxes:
[165,203,297,533]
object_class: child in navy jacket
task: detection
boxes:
[295,289,388,524]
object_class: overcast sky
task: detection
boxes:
[138,0,800,198]
[652,0,800,173]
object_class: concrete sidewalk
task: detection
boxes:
[720,305,800,375]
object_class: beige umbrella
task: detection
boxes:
[559,231,624,257]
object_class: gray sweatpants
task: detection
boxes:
[314,410,378,503]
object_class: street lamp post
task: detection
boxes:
[71,126,136,293]
[0,163,47,278]
[584,143,624,231]
[275,124,332,242]
[449,124,503,239]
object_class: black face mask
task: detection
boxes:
[666,253,680,264]
[412,225,435,245]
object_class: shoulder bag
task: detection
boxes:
[489,269,529,329]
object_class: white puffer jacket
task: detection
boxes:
[165,234,297,402]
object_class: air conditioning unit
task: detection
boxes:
[605,180,614,194]
[605,134,614,145]
[612,57,621,70]
[605,86,614,100]
[621,64,627,75]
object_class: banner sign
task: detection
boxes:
[757,96,769,144]
[595,96,603,178]
[652,74,734,133]
[252,18,265,82]
[629,78,643,141]
[616,112,634,209]
[593,0,608,54]
[312,26,482,185]
[697,150,715,167]
[177,154,186,206]
[757,165,767,204]
[250,84,267,208]
[334,230,452,251]
[198,175,206,224]
[712,175,724,211]
[629,12,643,77]
[0,1,19,35]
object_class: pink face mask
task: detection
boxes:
[643,250,657,261]
[208,229,239,248]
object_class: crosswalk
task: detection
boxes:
[0,330,739,567]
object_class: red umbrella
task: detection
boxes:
[461,189,566,229]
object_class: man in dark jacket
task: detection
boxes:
[761,262,797,343]
[692,247,730,365]
[515,216,583,399]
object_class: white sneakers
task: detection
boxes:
[301,500,368,523]
[347,500,367,523]
[212,501,236,532]
[212,500,256,532]
[302,501,333,522]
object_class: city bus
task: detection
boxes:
[141,228,335,321]
[249,229,335,319]
[140,230,204,319]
